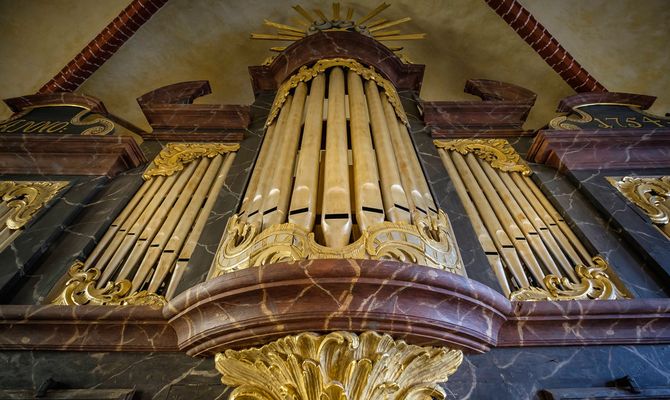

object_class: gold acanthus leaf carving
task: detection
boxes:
[211,210,462,278]
[0,181,69,230]
[434,139,532,176]
[51,261,166,308]
[266,57,408,127]
[509,256,628,301]
[215,331,464,400]
[143,142,240,180]
[608,176,670,232]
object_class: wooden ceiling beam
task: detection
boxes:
[485,0,607,93]
[37,0,169,94]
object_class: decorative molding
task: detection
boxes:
[211,210,462,278]
[137,81,250,139]
[484,0,606,92]
[38,0,169,93]
[608,176,670,238]
[52,261,166,308]
[266,58,408,127]
[4,93,108,114]
[434,138,532,176]
[0,181,68,230]
[510,256,628,301]
[0,135,147,177]
[423,79,536,138]
[556,92,657,113]
[142,142,240,180]
[215,331,463,400]
[528,129,670,172]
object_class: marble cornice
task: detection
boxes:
[0,259,669,353]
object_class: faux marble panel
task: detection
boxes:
[173,93,274,296]
[0,351,229,400]
[7,170,144,305]
[444,345,670,400]
[0,175,108,303]
[573,168,670,289]
[529,164,668,298]
[1,345,669,400]
[400,91,502,293]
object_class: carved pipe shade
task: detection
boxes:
[435,139,627,300]
[210,59,462,278]
[51,142,239,305]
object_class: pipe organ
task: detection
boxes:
[435,139,627,300]
[210,59,462,278]
[3,4,669,398]
[52,143,238,305]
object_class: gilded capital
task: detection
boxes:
[215,331,463,400]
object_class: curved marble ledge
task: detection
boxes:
[499,298,670,347]
[0,305,176,352]
[248,31,425,93]
[0,260,669,354]
[165,259,511,356]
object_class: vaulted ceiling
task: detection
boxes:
[1,0,668,131]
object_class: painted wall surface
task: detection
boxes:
[1,1,668,130]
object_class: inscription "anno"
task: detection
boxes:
[0,119,69,133]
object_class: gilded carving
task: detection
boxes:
[509,256,628,301]
[142,142,240,180]
[266,58,408,127]
[548,107,593,130]
[52,261,166,308]
[211,210,462,278]
[608,176,670,238]
[0,181,68,230]
[215,331,463,400]
[434,138,532,176]
[69,109,115,135]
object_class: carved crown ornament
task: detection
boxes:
[215,331,463,400]
[251,3,425,53]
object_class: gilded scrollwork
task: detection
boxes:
[215,330,463,400]
[608,176,670,238]
[266,58,408,127]
[51,261,166,308]
[142,142,240,180]
[548,107,594,130]
[212,210,462,278]
[69,109,115,135]
[434,138,532,176]
[509,256,628,301]
[0,181,69,230]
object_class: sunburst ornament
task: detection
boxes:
[251,2,425,53]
